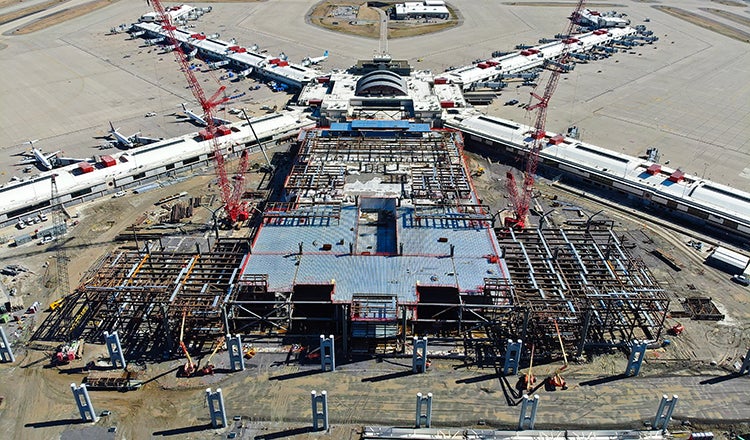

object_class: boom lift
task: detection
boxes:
[147,0,250,223]
[179,312,196,376]
[198,336,225,376]
[505,0,587,228]
[545,319,569,390]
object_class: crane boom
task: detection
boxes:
[506,0,586,227]
[147,0,249,223]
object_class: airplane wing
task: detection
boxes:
[16,157,37,165]
[57,156,90,164]
[133,134,161,145]
[212,115,232,125]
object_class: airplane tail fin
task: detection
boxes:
[323,50,329,57]
[109,121,115,132]
[181,103,188,112]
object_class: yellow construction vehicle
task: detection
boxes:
[244,346,257,359]
[472,167,485,177]
[48,298,64,311]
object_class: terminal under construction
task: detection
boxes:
[35,117,669,361]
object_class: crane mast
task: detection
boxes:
[147,0,249,223]
[51,174,69,297]
[506,0,586,228]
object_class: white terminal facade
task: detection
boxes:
[1,6,749,241]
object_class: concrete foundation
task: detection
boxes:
[320,334,335,372]
[206,387,228,428]
[518,394,539,431]
[0,327,15,363]
[653,394,678,432]
[413,337,428,373]
[311,390,329,431]
[415,392,433,428]
[503,339,522,376]
[71,383,98,423]
[625,341,647,377]
[227,334,245,371]
[104,331,126,370]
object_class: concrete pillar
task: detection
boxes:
[320,334,335,372]
[517,394,539,430]
[0,327,15,363]
[206,388,228,428]
[227,334,245,371]
[311,390,329,431]
[740,347,750,375]
[653,394,678,431]
[412,336,428,373]
[625,341,648,377]
[103,331,126,370]
[503,339,522,376]
[71,383,98,423]
[415,392,433,428]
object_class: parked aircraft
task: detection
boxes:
[15,141,58,171]
[106,122,159,149]
[179,103,231,126]
[15,140,87,171]
[302,50,329,67]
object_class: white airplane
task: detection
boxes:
[15,140,88,170]
[185,46,198,60]
[161,43,178,53]
[15,141,59,171]
[179,103,231,126]
[302,50,329,67]
[106,122,159,149]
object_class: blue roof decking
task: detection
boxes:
[242,253,504,302]
[241,125,510,303]
[244,205,506,301]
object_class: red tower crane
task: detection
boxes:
[147,0,250,223]
[505,0,586,228]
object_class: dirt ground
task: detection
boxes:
[10,0,119,35]
[1,144,747,438]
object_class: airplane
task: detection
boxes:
[161,43,178,53]
[15,140,88,171]
[185,45,198,60]
[302,50,329,67]
[179,103,231,126]
[106,122,160,149]
[15,141,59,171]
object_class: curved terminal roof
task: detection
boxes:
[355,70,408,96]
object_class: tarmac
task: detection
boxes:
[0,0,748,189]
